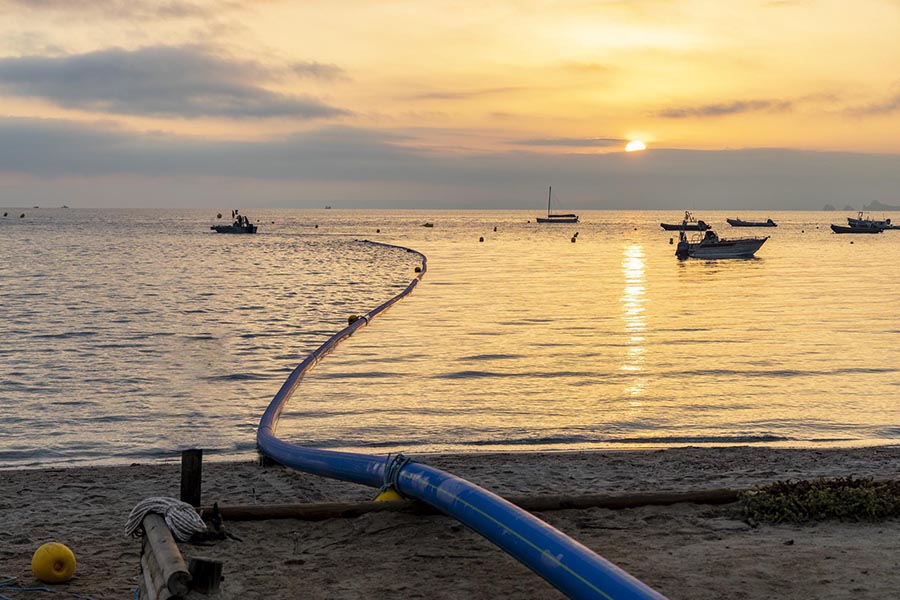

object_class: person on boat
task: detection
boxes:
[704,229,719,242]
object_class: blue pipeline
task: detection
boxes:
[257,240,667,600]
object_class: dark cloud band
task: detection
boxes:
[0,46,349,120]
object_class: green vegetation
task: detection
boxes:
[740,477,900,523]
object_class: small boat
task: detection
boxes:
[830,224,883,234]
[676,228,768,259]
[212,210,257,234]
[661,211,709,231]
[847,211,897,230]
[726,217,777,227]
[325,205,332,209]
[536,186,579,223]
[422,222,434,228]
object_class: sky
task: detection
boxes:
[2,0,900,209]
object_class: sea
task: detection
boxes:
[2,208,899,469]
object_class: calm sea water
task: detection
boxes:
[2,208,899,468]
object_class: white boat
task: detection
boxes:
[847,211,897,230]
[675,229,768,259]
[536,186,579,223]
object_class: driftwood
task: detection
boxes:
[198,488,741,522]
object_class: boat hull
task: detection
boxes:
[661,222,708,231]
[536,216,578,223]
[676,236,768,259]
[830,224,883,234]
[211,224,257,234]
[726,218,777,227]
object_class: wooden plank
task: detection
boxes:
[197,488,741,521]
[142,513,192,596]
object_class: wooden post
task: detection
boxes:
[142,514,192,596]
[180,449,203,507]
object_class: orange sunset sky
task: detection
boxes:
[1,0,899,208]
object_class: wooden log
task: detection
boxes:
[180,449,203,507]
[142,513,192,596]
[197,488,741,522]
[188,556,223,594]
[142,540,175,600]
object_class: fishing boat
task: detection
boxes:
[726,217,777,227]
[830,223,884,234]
[536,187,579,223]
[211,210,257,234]
[847,211,897,230]
[675,228,768,259]
[661,211,709,231]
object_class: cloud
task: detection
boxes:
[658,99,793,118]
[848,94,900,116]
[510,137,626,147]
[407,86,525,101]
[0,0,228,19]
[0,46,350,120]
[291,61,348,81]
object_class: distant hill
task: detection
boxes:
[863,200,900,211]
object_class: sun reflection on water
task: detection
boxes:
[620,244,646,399]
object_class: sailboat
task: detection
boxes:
[536,186,579,223]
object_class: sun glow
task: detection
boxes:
[625,140,646,152]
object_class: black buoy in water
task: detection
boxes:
[571,236,576,243]
[217,213,222,219]
[479,236,484,242]
[315,224,318,229]
[669,237,674,244]
[376,229,380,233]
[493,226,497,232]
[20,213,24,218]
[414,266,421,273]
[348,315,360,324]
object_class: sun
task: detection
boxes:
[625,140,647,152]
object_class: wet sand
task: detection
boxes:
[2,446,900,599]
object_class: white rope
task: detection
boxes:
[125,497,207,542]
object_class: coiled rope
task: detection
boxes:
[124,497,206,542]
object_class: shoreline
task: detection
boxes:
[3,446,900,599]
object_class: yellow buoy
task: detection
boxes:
[32,542,76,583]
[374,489,404,502]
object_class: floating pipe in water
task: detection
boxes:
[257,240,667,600]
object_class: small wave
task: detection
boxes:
[436,370,593,379]
[461,433,793,446]
[33,331,98,339]
[318,371,402,379]
[676,367,898,378]
[458,353,525,361]
[205,373,265,382]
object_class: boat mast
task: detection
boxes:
[547,186,552,216]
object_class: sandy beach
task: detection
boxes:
[2,446,900,599]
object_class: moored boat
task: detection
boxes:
[847,211,897,230]
[661,211,709,231]
[536,186,579,223]
[726,217,777,227]
[830,223,883,234]
[212,210,257,234]
[676,228,768,259]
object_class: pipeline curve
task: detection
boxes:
[257,240,667,600]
